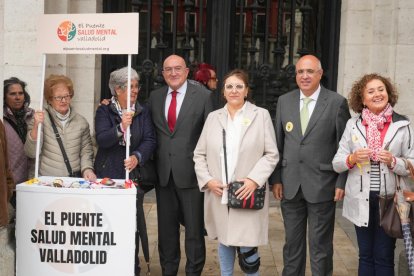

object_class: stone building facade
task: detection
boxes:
[0,0,413,124]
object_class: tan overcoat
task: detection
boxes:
[194,101,279,247]
[0,120,14,227]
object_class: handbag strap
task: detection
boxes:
[222,128,228,184]
[45,109,74,176]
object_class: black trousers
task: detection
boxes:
[155,174,206,276]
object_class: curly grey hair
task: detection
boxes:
[108,67,140,96]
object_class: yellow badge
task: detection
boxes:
[242,118,251,126]
[25,178,39,185]
[286,122,293,132]
[352,134,359,143]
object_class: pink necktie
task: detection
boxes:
[167,91,177,132]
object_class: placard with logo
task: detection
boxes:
[37,13,138,54]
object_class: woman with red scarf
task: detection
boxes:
[333,73,414,276]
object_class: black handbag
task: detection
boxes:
[223,129,265,210]
[131,157,158,193]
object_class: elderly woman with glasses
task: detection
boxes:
[193,69,279,275]
[24,74,96,180]
[94,66,156,275]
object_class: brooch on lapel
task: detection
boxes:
[286,122,293,132]
[242,118,251,126]
[352,134,359,143]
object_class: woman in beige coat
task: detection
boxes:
[25,75,96,180]
[194,69,279,275]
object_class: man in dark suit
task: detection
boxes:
[271,55,350,276]
[148,55,213,276]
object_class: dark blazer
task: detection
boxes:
[94,102,156,179]
[271,86,350,203]
[148,81,213,188]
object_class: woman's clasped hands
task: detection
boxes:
[207,178,259,199]
[349,147,394,167]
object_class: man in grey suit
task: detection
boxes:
[148,55,213,276]
[271,55,350,275]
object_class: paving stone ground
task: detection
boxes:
[138,191,370,275]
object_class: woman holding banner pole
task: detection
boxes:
[94,66,156,275]
[24,74,96,181]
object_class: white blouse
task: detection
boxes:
[220,102,247,204]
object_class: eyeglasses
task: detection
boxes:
[121,84,141,91]
[163,66,185,75]
[296,69,320,76]
[53,95,72,102]
[224,83,245,91]
[210,77,218,81]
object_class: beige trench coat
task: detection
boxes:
[194,101,279,247]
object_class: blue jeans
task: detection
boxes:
[218,243,260,276]
[354,191,396,276]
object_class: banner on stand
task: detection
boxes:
[16,180,136,276]
[37,13,138,54]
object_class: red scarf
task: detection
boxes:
[361,103,393,161]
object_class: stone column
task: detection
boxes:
[337,0,414,122]
[2,0,44,117]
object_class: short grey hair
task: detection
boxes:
[108,67,139,96]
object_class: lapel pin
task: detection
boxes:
[286,122,293,132]
[352,134,359,143]
[242,118,251,126]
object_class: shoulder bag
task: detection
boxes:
[379,158,414,239]
[223,129,265,210]
[46,109,81,178]
[130,156,158,193]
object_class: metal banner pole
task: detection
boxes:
[125,54,132,180]
[34,53,46,179]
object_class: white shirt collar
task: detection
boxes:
[300,85,321,102]
[168,80,188,95]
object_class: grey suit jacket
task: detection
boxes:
[148,81,213,188]
[270,86,350,203]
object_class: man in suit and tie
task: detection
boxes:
[271,55,350,275]
[148,54,213,276]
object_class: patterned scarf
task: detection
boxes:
[110,96,136,118]
[362,103,393,161]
